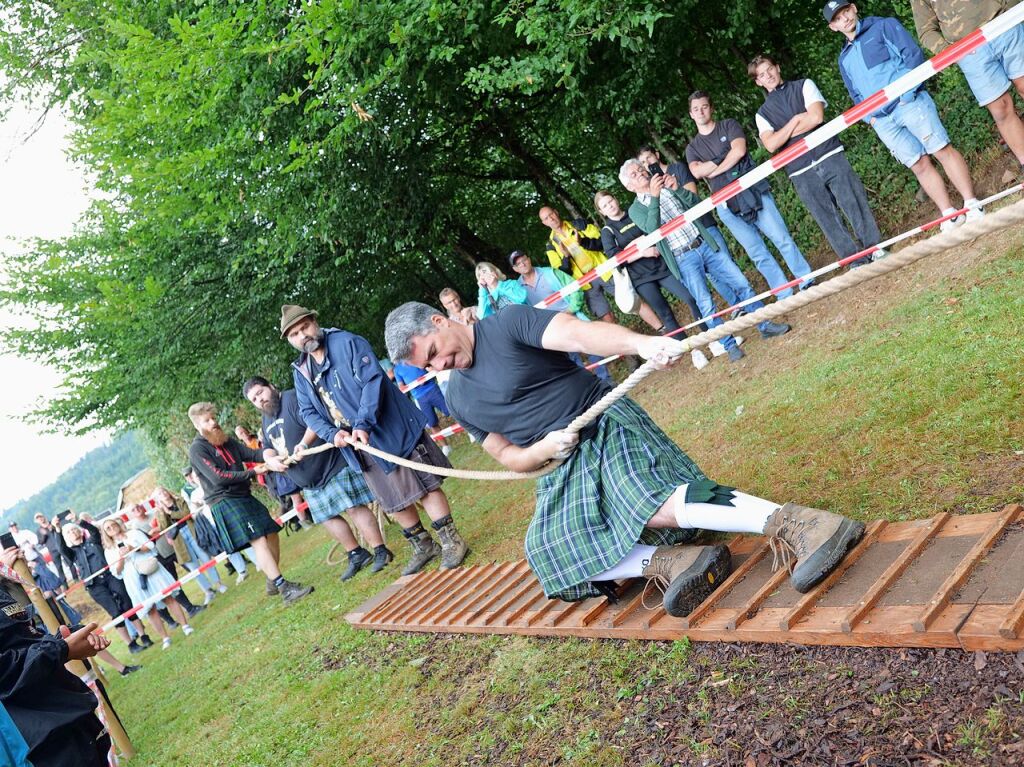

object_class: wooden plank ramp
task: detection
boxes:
[345,506,1024,652]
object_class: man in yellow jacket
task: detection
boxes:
[911,0,1024,173]
[539,206,661,330]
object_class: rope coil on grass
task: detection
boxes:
[291,199,1024,481]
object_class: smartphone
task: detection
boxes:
[0,532,16,550]
[648,162,664,177]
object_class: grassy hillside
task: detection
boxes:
[90,226,1024,766]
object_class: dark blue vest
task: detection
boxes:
[756,79,843,176]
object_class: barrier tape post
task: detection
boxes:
[12,559,136,760]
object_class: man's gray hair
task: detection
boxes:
[385,301,444,363]
[618,158,643,190]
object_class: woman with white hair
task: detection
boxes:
[475,261,528,319]
[62,520,153,653]
[100,517,194,650]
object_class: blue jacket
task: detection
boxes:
[838,16,925,122]
[292,328,428,474]
[477,279,528,318]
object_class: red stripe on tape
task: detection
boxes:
[844,91,890,124]
[771,138,809,169]
[931,29,986,71]
[710,179,743,206]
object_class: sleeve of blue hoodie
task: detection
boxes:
[347,334,389,434]
[293,365,340,446]
[879,17,925,104]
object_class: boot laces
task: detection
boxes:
[640,553,674,610]
[768,535,797,574]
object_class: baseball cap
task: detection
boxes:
[508,250,530,268]
[823,0,852,22]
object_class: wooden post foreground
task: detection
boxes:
[12,560,136,760]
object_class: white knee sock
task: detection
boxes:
[674,486,779,533]
[591,544,658,581]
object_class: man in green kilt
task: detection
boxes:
[187,402,313,605]
[383,303,865,616]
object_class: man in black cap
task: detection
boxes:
[281,304,470,574]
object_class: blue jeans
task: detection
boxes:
[704,227,740,307]
[179,525,220,590]
[569,352,612,382]
[674,240,739,351]
[716,193,812,299]
[692,237,778,334]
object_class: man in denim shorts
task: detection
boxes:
[912,0,1024,174]
[827,1,984,229]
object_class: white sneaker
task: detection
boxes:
[441,445,452,457]
[735,335,744,347]
[691,349,709,370]
[216,583,228,594]
[202,591,215,605]
[965,205,985,223]
[708,340,726,357]
[939,214,965,232]
[162,637,172,650]
[235,571,248,585]
[182,625,194,636]
[871,248,889,262]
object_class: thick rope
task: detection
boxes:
[289,200,1024,481]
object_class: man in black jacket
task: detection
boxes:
[187,402,312,604]
[0,546,113,767]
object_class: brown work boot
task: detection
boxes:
[432,515,469,570]
[401,527,441,576]
[641,544,731,617]
[763,503,865,593]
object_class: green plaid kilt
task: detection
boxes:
[302,466,376,525]
[529,397,704,602]
[210,495,282,553]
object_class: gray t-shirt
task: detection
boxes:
[445,305,611,447]
[685,118,750,194]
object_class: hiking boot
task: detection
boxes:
[340,547,372,581]
[642,545,732,617]
[401,529,441,576]
[266,577,279,596]
[758,321,790,339]
[433,516,469,570]
[280,579,314,605]
[371,545,394,573]
[763,503,866,593]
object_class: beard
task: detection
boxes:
[202,424,229,446]
[260,388,282,417]
[302,329,325,354]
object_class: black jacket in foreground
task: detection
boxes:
[188,436,263,506]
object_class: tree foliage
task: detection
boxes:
[0,0,993,456]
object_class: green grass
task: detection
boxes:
[102,244,1024,766]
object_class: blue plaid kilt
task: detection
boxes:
[529,397,704,602]
[302,466,376,525]
[209,495,282,553]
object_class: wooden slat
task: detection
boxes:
[609,589,648,628]
[404,567,481,624]
[841,513,950,632]
[481,577,541,626]
[426,566,501,625]
[550,599,588,627]
[681,539,770,629]
[499,586,547,627]
[780,520,888,630]
[458,562,533,624]
[579,584,630,627]
[998,588,1024,640]
[442,562,521,625]
[525,595,560,627]
[726,567,791,630]
[363,569,447,623]
[914,505,1021,632]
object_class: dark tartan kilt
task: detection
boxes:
[529,397,704,602]
[209,495,282,553]
[302,466,376,524]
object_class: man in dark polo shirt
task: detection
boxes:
[749,54,882,268]
[685,91,814,300]
[384,302,864,616]
[243,376,394,580]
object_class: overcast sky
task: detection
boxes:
[0,103,111,512]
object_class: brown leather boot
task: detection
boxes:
[641,544,731,617]
[433,515,469,570]
[763,503,865,593]
[401,527,441,576]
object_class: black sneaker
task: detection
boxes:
[371,546,394,573]
[139,634,154,648]
[340,547,372,581]
[127,640,143,655]
[758,321,791,339]
[727,346,745,362]
[119,665,142,676]
[186,604,205,618]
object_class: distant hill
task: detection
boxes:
[2,433,147,526]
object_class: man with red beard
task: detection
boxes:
[186,402,313,604]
